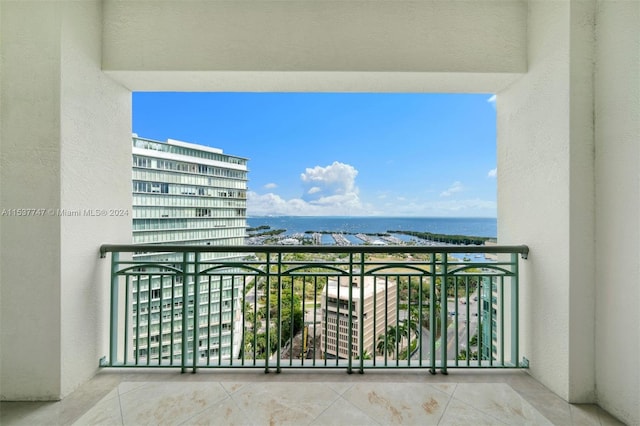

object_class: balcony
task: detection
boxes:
[99,244,529,373]
[0,244,613,424]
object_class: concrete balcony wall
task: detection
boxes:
[499,0,605,404]
[498,0,580,402]
[101,0,527,92]
[0,0,131,399]
[1,1,63,400]
[594,2,640,424]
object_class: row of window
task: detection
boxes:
[133,155,247,180]
[133,227,245,244]
[133,138,247,166]
[133,194,246,208]
[133,168,247,189]
[133,180,246,199]
[133,218,246,231]
[133,287,235,301]
[132,207,246,219]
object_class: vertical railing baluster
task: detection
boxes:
[230,274,236,367]
[241,276,246,367]
[347,253,353,374]
[465,276,470,367]
[109,252,119,366]
[418,274,423,367]
[146,274,152,366]
[253,274,258,366]
[395,273,400,367]
[313,275,318,366]
[181,252,188,373]
[170,276,175,365]
[512,253,519,367]
[336,271,341,368]
[489,275,494,367]
[191,252,200,372]
[359,252,365,373]
[124,274,130,366]
[158,274,164,366]
[500,275,505,366]
[217,276,223,367]
[323,272,328,367]
[440,254,448,374]
[384,276,388,367]
[135,272,140,366]
[206,276,211,367]
[276,252,282,373]
[372,267,377,368]
[289,274,294,367]
[407,272,412,367]
[265,254,271,372]
[454,274,459,367]
[429,253,436,375]
[477,276,483,367]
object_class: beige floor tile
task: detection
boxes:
[310,396,380,426]
[452,383,552,425]
[438,397,507,425]
[119,382,229,426]
[1,372,629,426]
[342,383,450,425]
[513,390,572,425]
[72,390,123,426]
[229,382,341,425]
[180,397,253,426]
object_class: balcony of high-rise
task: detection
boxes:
[1,1,638,425]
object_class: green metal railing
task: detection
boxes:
[100,244,528,374]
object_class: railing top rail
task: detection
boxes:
[100,243,529,258]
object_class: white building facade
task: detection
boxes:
[131,136,248,362]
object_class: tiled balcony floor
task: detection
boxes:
[1,370,624,425]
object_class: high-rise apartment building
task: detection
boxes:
[131,135,248,362]
[321,275,397,359]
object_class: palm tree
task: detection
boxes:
[397,321,409,354]
[376,325,397,360]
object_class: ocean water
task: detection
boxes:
[247,216,497,239]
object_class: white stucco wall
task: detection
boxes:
[59,1,132,397]
[1,1,63,399]
[102,0,527,92]
[0,1,131,400]
[103,0,527,73]
[594,2,640,424]
[498,1,573,401]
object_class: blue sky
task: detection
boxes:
[133,93,497,217]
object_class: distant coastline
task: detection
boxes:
[246,216,497,245]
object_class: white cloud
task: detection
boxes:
[487,94,496,104]
[301,161,358,195]
[487,168,497,178]
[247,162,496,218]
[264,182,278,189]
[247,191,371,216]
[248,161,369,216]
[440,181,464,197]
